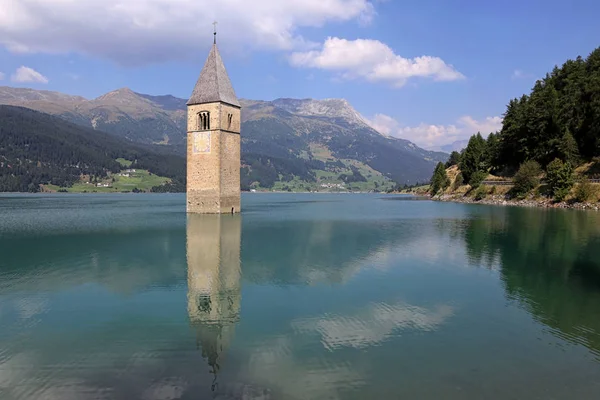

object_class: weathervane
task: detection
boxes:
[213,21,218,44]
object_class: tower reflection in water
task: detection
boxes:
[186,214,241,392]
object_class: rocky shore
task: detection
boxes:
[437,194,600,210]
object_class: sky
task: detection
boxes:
[0,0,599,149]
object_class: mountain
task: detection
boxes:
[270,98,369,126]
[0,105,185,192]
[0,87,186,145]
[240,98,448,188]
[0,86,448,188]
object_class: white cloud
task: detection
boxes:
[366,113,401,136]
[11,66,49,83]
[0,0,375,65]
[0,71,4,80]
[290,37,464,87]
[366,113,502,149]
[458,115,503,135]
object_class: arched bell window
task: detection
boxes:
[197,111,210,131]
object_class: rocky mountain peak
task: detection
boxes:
[272,97,369,127]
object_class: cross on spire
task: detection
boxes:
[213,21,218,44]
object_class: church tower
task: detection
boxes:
[187,30,241,214]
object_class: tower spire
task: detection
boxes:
[186,33,240,107]
[213,21,218,45]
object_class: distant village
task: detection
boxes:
[90,169,137,188]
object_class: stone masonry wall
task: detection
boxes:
[219,103,241,133]
[219,131,241,213]
[186,102,241,214]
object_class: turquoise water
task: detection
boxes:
[1,193,599,399]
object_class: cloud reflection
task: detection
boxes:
[13,296,48,320]
[245,337,364,400]
[293,301,454,350]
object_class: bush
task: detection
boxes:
[513,161,542,196]
[469,170,487,189]
[474,185,488,201]
[452,172,464,190]
[546,158,574,201]
[574,179,598,203]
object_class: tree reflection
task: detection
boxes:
[461,207,600,356]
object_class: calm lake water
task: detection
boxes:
[1,193,600,399]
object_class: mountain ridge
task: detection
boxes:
[0,86,448,187]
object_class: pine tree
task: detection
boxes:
[460,133,488,184]
[430,162,450,195]
[526,78,561,165]
[497,96,529,170]
[557,129,580,165]
[486,132,500,172]
[445,151,461,168]
[581,48,600,157]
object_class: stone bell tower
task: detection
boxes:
[187,28,241,214]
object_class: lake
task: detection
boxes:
[1,193,599,399]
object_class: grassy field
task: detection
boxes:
[116,158,133,167]
[271,176,315,192]
[45,169,170,193]
[309,143,335,162]
[246,143,392,193]
[267,158,395,192]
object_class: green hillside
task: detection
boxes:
[428,46,600,203]
[0,106,185,192]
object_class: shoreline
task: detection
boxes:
[3,191,598,210]
[436,193,600,211]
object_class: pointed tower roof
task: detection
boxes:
[187,44,241,108]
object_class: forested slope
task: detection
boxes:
[0,106,185,192]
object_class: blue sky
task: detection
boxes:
[0,0,599,148]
